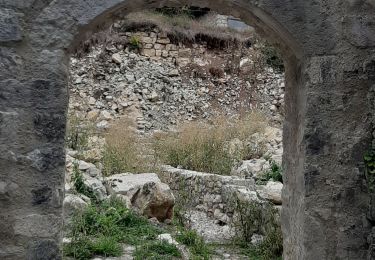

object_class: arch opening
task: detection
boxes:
[63,5,296,258]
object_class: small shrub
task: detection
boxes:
[261,44,284,72]
[66,114,92,151]
[257,159,283,184]
[208,66,224,78]
[134,240,181,260]
[72,162,97,201]
[129,35,141,50]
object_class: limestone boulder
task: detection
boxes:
[256,181,283,205]
[82,172,107,200]
[231,159,268,178]
[105,173,175,222]
[63,194,90,222]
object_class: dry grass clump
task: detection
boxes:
[121,11,254,48]
[208,66,225,78]
[102,120,156,176]
[153,112,268,175]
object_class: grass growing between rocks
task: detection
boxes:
[66,114,94,152]
[256,158,283,184]
[232,198,283,260]
[64,198,171,260]
[176,229,212,260]
[134,240,182,260]
[153,112,267,175]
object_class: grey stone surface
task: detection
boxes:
[0,0,374,259]
[0,8,22,43]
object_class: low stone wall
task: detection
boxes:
[158,165,258,224]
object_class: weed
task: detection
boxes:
[257,159,283,184]
[66,114,93,151]
[72,162,97,201]
[64,198,163,259]
[134,240,181,260]
[261,43,284,72]
[129,35,141,50]
[208,66,224,78]
[176,229,212,259]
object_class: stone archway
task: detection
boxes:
[1,1,374,259]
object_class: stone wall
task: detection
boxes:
[158,166,279,225]
[122,29,225,65]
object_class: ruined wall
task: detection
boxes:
[1,0,375,259]
[159,166,256,224]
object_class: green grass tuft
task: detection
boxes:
[134,240,181,260]
[64,198,163,259]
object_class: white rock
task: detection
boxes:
[168,69,179,77]
[157,233,179,245]
[96,120,109,129]
[232,159,267,178]
[63,194,89,220]
[105,173,175,221]
[112,53,122,64]
[251,234,264,245]
[78,160,94,171]
[257,181,283,205]
[100,110,112,120]
[149,90,160,102]
[88,97,96,105]
[82,172,107,200]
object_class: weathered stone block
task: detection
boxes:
[344,16,375,47]
[169,51,178,57]
[157,37,170,44]
[0,9,22,43]
[27,239,61,260]
[154,43,165,50]
[14,214,61,238]
[142,36,154,44]
[142,48,156,57]
[143,43,153,49]
[166,44,178,51]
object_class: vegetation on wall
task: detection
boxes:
[257,158,283,184]
[261,43,285,72]
[120,11,255,49]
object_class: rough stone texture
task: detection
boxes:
[106,173,175,222]
[159,165,257,223]
[1,0,374,259]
